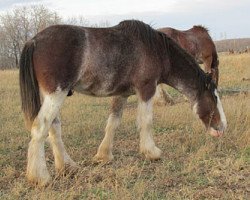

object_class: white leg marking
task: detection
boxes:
[94,97,127,163]
[94,114,121,162]
[214,89,227,129]
[27,89,67,186]
[137,98,162,160]
[48,116,77,173]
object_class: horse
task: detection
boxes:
[19,20,227,186]
[155,26,219,105]
[158,26,219,84]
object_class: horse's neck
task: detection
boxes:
[169,78,199,102]
[164,47,203,102]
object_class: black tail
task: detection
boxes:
[211,51,219,85]
[19,40,41,130]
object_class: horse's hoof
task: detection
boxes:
[27,172,51,187]
[141,146,162,160]
[93,153,114,163]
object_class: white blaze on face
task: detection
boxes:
[214,89,227,129]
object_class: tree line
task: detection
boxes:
[0,5,110,69]
[215,38,250,53]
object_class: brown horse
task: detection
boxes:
[155,26,219,105]
[19,20,227,186]
[158,26,219,84]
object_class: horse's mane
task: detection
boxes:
[116,20,163,50]
[116,20,156,43]
[116,20,216,98]
[192,25,209,32]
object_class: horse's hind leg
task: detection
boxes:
[27,89,67,186]
[48,116,77,174]
[93,96,127,163]
[137,95,162,160]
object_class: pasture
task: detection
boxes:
[0,53,249,199]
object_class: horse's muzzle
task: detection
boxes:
[209,128,224,137]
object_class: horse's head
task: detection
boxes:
[193,74,227,137]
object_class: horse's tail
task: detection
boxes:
[19,40,41,130]
[211,51,219,85]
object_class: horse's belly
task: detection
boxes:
[74,79,134,97]
[74,81,111,96]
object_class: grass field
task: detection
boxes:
[0,53,249,199]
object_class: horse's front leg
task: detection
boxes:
[137,97,162,160]
[93,96,127,163]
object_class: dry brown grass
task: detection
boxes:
[0,54,249,199]
[219,53,250,88]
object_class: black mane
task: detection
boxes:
[116,20,163,50]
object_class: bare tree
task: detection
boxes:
[0,5,61,69]
[65,16,111,28]
[30,5,61,35]
[0,5,111,69]
[66,16,90,26]
[0,27,15,68]
[92,20,111,28]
